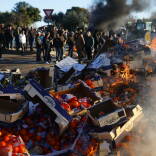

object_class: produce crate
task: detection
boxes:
[88,99,127,127]
[51,81,101,105]
[90,105,143,144]
[24,79,72,132]
[0,93,28,123]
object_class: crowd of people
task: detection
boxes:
[0,24,125,63]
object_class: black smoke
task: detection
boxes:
[90,0,149,30]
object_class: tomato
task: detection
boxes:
[19,144,26,153]
[61,102,71,112]
[13,146,19,153]
[0,141,6,147]
[4,135,10,142]
[70,100,80,108]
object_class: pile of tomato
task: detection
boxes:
[54,94,92,112]
[0,131,28,156]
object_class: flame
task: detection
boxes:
[148,38,156,51]
[120,64,133,81]
[86,140,99,156]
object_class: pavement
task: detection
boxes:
[0,50,55,74]
[0,49,78,74]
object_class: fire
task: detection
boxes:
[86,139,99,156]
[147,38,156,51]
[119,64,134,81]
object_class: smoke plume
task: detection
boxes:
[90,0,149,30]
[132,75,156,156]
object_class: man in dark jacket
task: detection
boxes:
[67,33,74,57]
[28,28,35,52]
[43,32,52,63]
[35,32,43,62]
[84,31,94,60]
[5,26,14,50]
[53,33,64,61]
[75,30,85,63]
[0,28,5,58]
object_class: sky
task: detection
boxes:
[0,0,93,26]
[0,0,155,27]
[0,0,93,14]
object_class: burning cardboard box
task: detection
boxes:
[90,105,143,145]
[0,93,28,123]
[88,99,127,128]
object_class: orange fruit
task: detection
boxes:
[0,141,6,147]
[4,135,10,142]
[13,146,19,153]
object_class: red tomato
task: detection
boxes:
[71,100,80,108]
[0,141,6,147]
[19,144,26,153]
[61,102,71,112]
[4,135,10,142]
[13,146,19,153]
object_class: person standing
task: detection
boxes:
[5,26,14,50]
[67,33,75,57]
[84,31,94,60]
[75,30,85,63]
[35,32,43,62]
[43,32,52,64]
[28,28,35,52]
[14,27,20,52]
[19,30,26,55]
[53,33,64,61]
[0,28,5,58]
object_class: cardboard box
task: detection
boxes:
[0,94,28,123]
[114,105,143,144]
[24,80,72,132]
[90,105,143,144]
[89,99,127,127]
[52,81,101,105]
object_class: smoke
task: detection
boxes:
[132,75,156,156]
[90,0,150,30]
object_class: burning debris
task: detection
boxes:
[0,39,152,155]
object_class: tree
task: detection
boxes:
[44,12,65,25]
[52,12,65,26]
[12,1,42,26]
[0,12,15,25]
[63,7,90,31]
